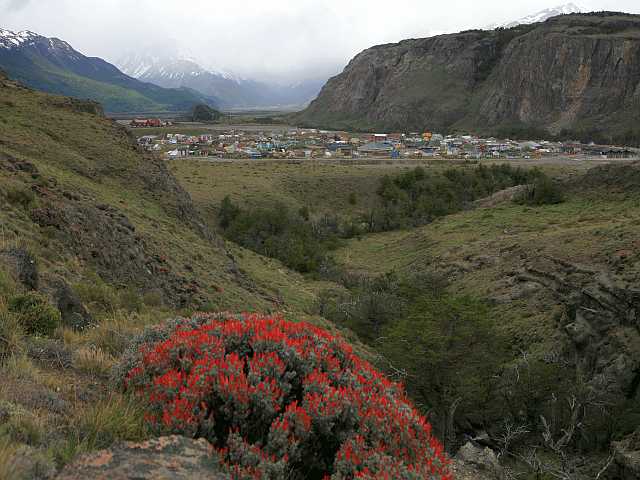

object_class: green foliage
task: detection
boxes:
[4,185,36,209]
[381,294,503,426]
[0,305,24,363]
[0,271,16,298]
[372,164,540,231]
[220,199,342,274]
[218,195,241,230]
[515,176,565,206]
[8,292,61,337]
[189,103,223,123]
[73,274,118,312]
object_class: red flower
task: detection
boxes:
[124,313,451,479]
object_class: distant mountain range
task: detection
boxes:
[491,3,584,29]
[117,51,325,110]
[0,28,218,113]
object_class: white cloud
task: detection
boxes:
[1,0,639,81]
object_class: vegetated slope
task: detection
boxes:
[333,164,640,446]
[0,28,219,113]
[297,13,640,143]
[0,74,385,478]
[0,71,317,313]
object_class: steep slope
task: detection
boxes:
[118,51,324,109]
[0,71,318,313]
[297,13,640,142]
[0,28,218,113]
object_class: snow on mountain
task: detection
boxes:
[492,3,584,29]
[0,28,39,49]
[117,51,323,109]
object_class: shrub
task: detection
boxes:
[8,292,61,337]
[5,185,36,209]
[73,274,118,312]
[123,313,451,480]
[515,176,565,206]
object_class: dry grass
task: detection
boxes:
[73,346,115,377]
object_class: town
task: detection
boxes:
[133,120,638,161]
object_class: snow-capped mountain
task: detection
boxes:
[493,3,584,29]
[0,27,217,112]
[0,28,38,49]
[117,51,324,110]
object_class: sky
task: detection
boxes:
[1,0,639,82]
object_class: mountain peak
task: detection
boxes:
[0,28,39,49]
[490,3,584,29]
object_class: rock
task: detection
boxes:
[57,436,227,480]
[613,430,640,479]
[51,278,92,331]
[455,442,504,479]
[0,247,38,290]
[9,445,56,480]
[297,13,640,137]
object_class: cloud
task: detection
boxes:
[1,0,639,81]
[2,0,30,11]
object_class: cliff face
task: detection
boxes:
[297,13,640,136]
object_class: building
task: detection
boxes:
[358,142,395,156]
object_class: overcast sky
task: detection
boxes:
[2,0,639,82]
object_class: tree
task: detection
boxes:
[380,295,504,443]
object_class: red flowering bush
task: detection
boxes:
[123,313,451,480]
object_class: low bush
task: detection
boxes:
[8,292,61,337]
[4,184,36,209]
[514,175,565,206]
[122,313,451,480]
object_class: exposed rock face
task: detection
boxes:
[518,256,640,406]
[298,13,640,137]
[57,436,227,480]
[46,277,92,331]
[454,442,505,479]
[613,430,640,479]
[0,247,38,290]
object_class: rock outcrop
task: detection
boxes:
[613,430,640,479]
[57,436,226,480]
[298,12,640,140]
[452,442,505,479]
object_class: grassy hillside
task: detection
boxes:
[0,74,348,478]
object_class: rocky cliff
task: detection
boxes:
[297,13,640,140]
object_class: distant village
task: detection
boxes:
[132,120,637,161]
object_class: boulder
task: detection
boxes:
[0,247,38,290]
[613,431,640,479]
[57,436,227,480]
[454,442,505,479]
[50,278,92,331]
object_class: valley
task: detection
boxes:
[1,5,640,480]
